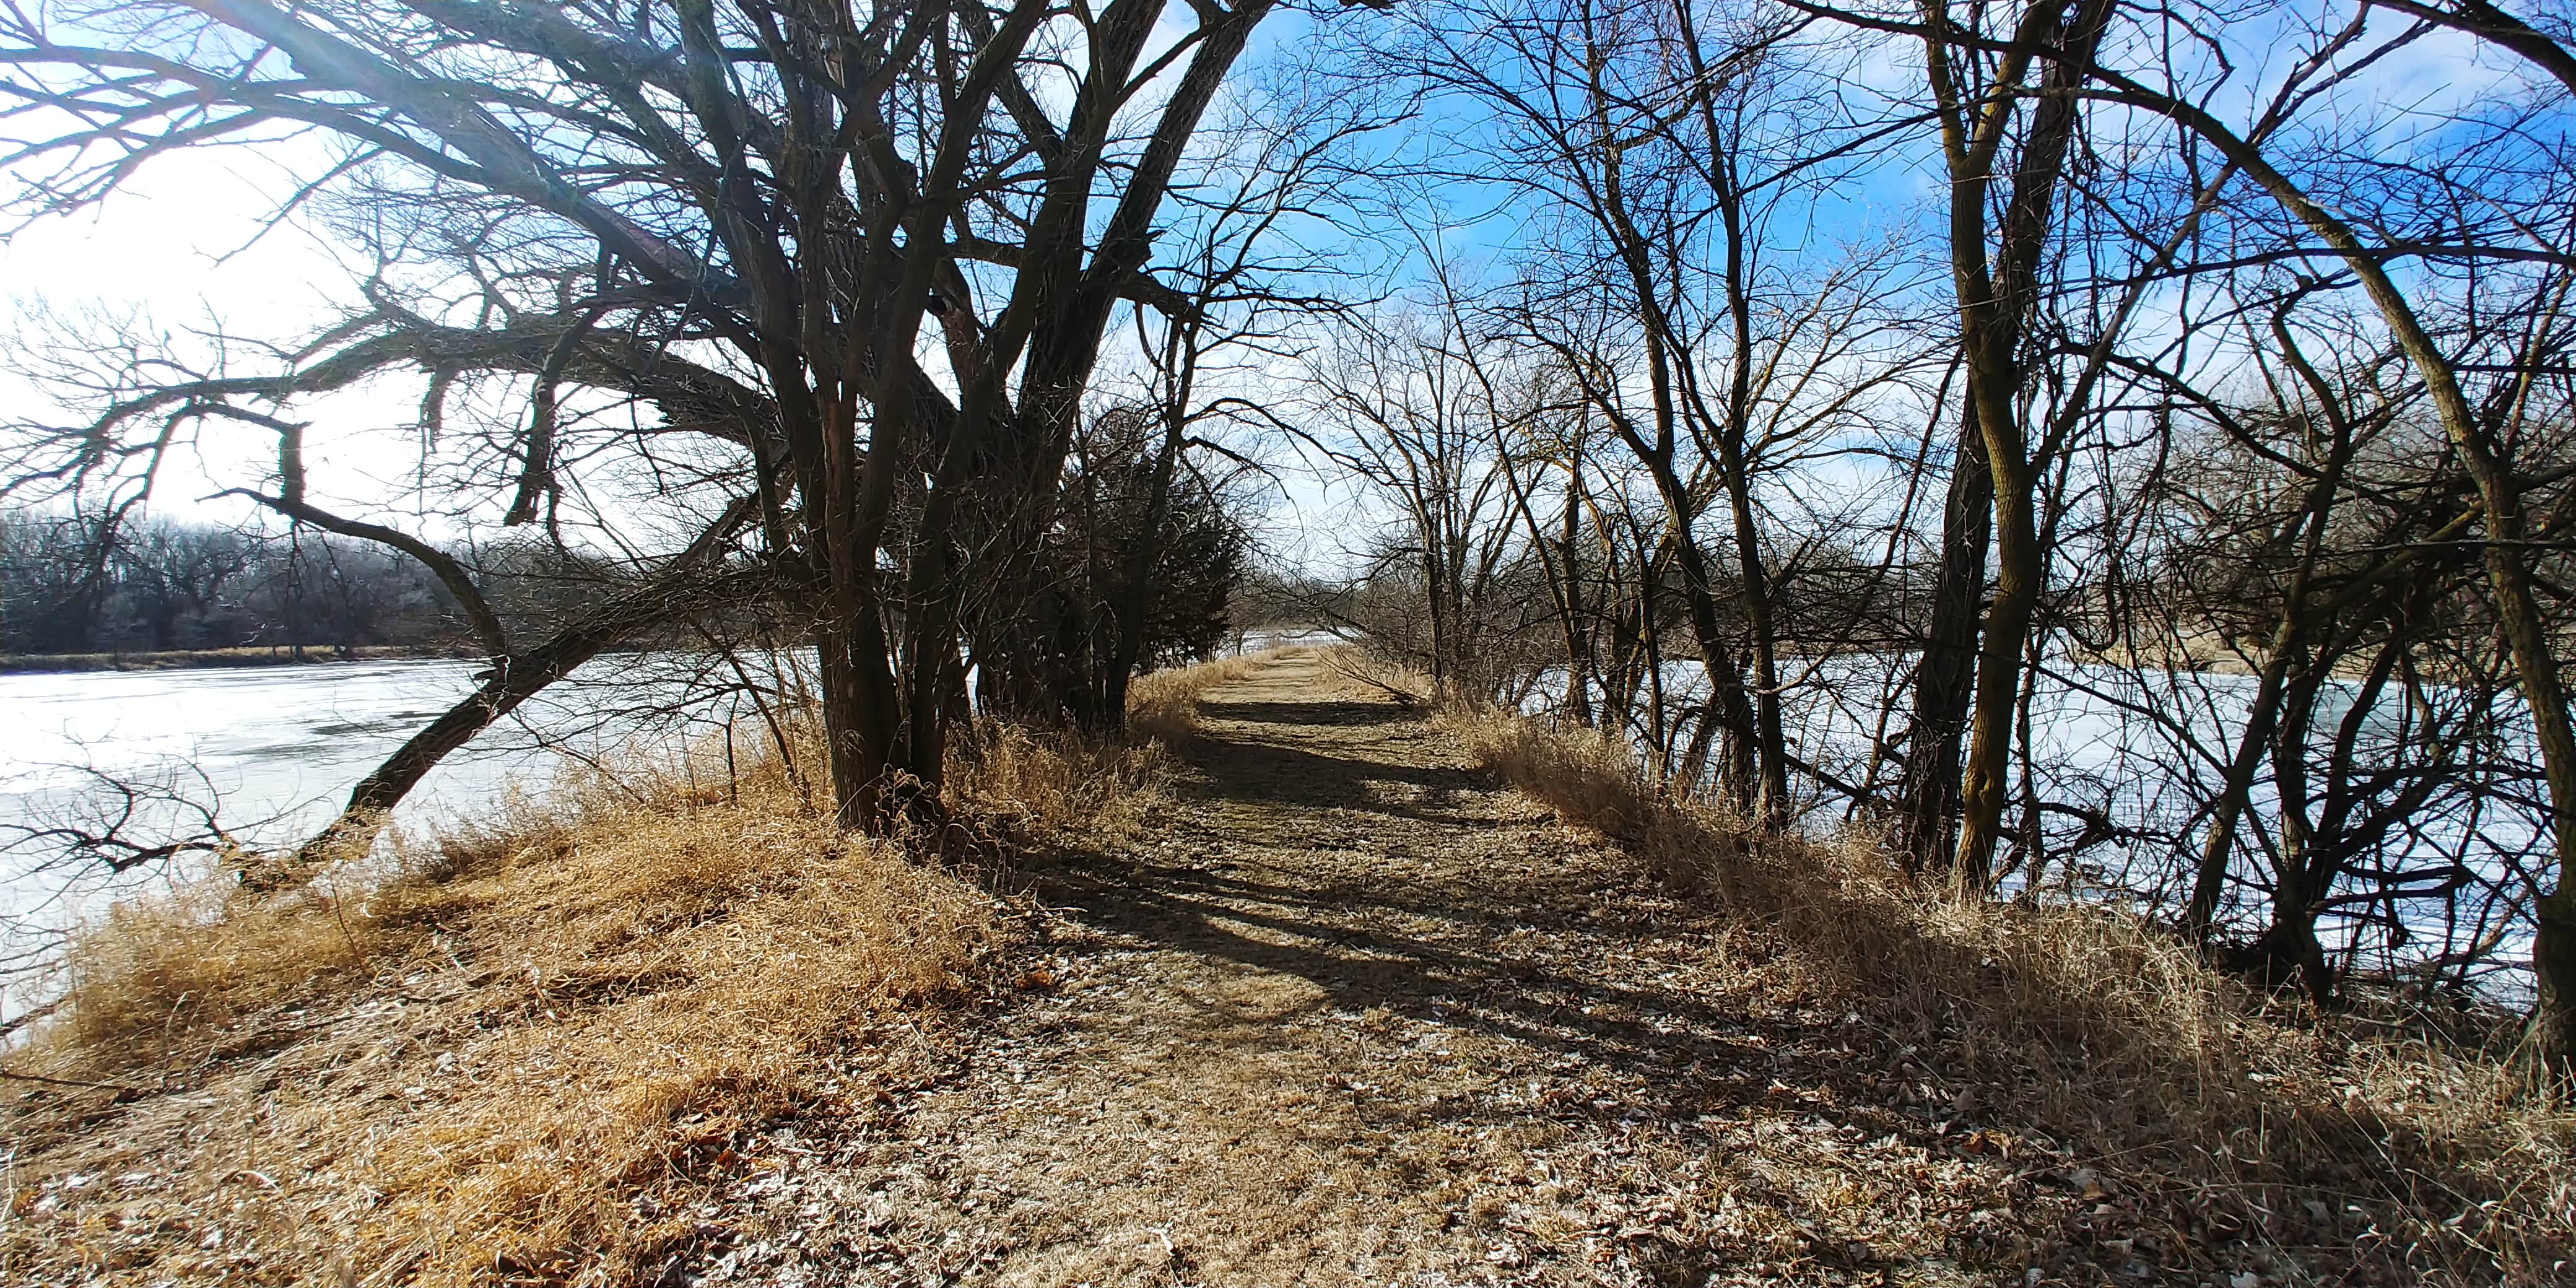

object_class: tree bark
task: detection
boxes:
[1921,0,2120,884]
[1895,399,1993,868]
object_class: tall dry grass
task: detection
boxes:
[1125,648,1279,744]
[0,650,1273,1286]
[1432,690,2575,1282]
[948,720,1172,846]
[0,693,1197,1287]
[922,647,1290,849]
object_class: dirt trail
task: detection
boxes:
[711,651,2020,1287]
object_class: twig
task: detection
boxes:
[0,997,65,1040]
[1322,651,1424,708]
[0,1064,134,1094]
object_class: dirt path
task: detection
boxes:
[708,651,2029,1287]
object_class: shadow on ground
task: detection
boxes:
[996,666,2487,1284]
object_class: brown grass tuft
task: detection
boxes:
[1439,690,2576,1283]
[928,649,1297,854]
[949,720,1172,846]
[1124,648,1282,744]
[1442,707,1743,890]
[3,734,1020,1287]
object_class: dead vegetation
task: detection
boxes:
[4,786,1002,1284]
[1406,654,2576,1284]
[940,648,1281,845]
[1124,648,1281,744]
[0,649,1269,1287]
[12,643,2567,1286]
[948,723,1171,850]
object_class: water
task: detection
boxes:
[0,630,1339,886]
[1,633,2540,1015]
[0,653,797,1014]
[0,633,1336,998]
[3,660,510,842]
[1534,654,2544,998]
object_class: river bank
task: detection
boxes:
[0,644,477,674]
[4,648,2567,1286]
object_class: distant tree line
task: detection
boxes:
[0,508,644,658]
[2,508,448,656]
[2,479,1250,668]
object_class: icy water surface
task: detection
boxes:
[1528,654,2544,997]
[0,630,1341,1006]
[2,659,503,839]
[0,654,782,1005]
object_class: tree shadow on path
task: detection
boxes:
[1002,665,2526,1284]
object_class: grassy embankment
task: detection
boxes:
[1331,651,2574,1283]
[0,650,1273,1287]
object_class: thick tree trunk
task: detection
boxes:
[1921,0,2118,884]
[815,609,900,830]
[1720,442,1787,823]
[1704,92,1789,823]
[2537,896,2576,1073]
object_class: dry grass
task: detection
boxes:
[1442,707,1744,890]
[1431,684,2576,1284]
[1124,648,1282,744]
[26,643,2560,1284]
[0,715,1154,1287]
[948,721,1172,846]
[942,649,1293,848]
[0,655,1261,1286]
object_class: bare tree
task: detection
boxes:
[1,0,1325,840]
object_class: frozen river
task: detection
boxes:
[0,654,770,1009]
[1,659,531,846]
[11,630,2529,1010]
[0,629,1341,1003]
[0,656,728,856]
[1534,653,2546,998]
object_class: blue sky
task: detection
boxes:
[0,0,2565,568]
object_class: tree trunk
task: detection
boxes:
[1709,391,1784,820]
[277,554,759,881]
[1896,399,1991,869]
[2262,656,2336,1004]
[1921,0,2118,884]
[1664,511,1762,811]
[2184,629,2296,935]
[1103,404,1188,726]
[1953,435,2038,884]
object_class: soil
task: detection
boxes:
[692,651,2071,1288]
